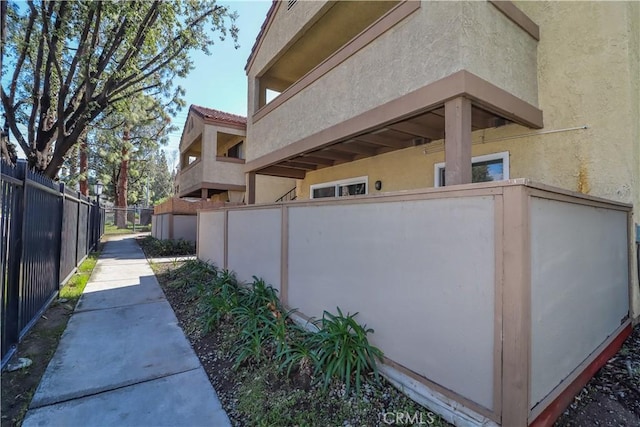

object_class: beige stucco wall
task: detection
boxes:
[204,126,244,186]
[529,197,629,410]
[287,197,497,410]
[255,175,297,204]
[197,210,225,267]
[247,1,538,162]
[179,124,246,189]
[227,208,282,288]
[180,114,205,154]
[178,161,203,195]
[247,1,329,77]
[290,1,640,317]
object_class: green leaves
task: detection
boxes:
[2,0,238,176]
[160,260,384,396]
[139,236,195,257]
[310,308,384,395]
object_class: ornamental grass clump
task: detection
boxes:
[188,271,384,394]
[198,270,241,332]
[310,308,384,395]
[139,235,195,257]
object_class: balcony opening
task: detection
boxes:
[256,1,399,110]
[181,135,202,169]
[217,131,245,160]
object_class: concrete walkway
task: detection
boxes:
[23,235,230,427]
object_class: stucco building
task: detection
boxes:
[177,104,294,203]
[199,1,639,425]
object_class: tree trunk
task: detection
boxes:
[79,138,88,196]
[1,122,18,165]
[115,130,129,229]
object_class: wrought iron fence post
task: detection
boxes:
[17,162,28,333]
[55,181,63,289]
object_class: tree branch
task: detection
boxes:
[0,88,30,155]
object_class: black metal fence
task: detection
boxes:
[1,160,104,367]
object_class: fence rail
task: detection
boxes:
[1,160,104,367]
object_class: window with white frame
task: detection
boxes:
[434,151,509,187]
[310,176,368,199]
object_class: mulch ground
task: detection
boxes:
[555,325,640,426]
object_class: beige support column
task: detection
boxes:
[501,185,532,426]
[444,97,472,185]
[201,188,208,200]
[247,172,256,205]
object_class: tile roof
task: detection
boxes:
[245,0,279,72]
[190,105,246,127]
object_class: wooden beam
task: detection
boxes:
[309,150,356,161]
[259,165,306,179]
[354,133,413,149]
[444,97,472,185]
[501,185,531,426]
[471,107,497,130]
[281,161,317,171]
[295,156,335,166]
[388,120,442,140]
[330,140,379,156]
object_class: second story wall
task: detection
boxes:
[246,1,539,163]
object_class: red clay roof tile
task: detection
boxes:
[190,105,246,126]
[245,0,279,72]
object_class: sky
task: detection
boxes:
[164,1,272,166]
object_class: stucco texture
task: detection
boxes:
[179,123,246,193]
[255,175,296,204]
[247,0,538,162]
[247,1,329,78]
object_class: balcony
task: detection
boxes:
[178,105,247,200]
[245,1,541,178]
[178,155,246,199]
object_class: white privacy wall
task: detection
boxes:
[160,214,169,240]
[197,210,225,268]
[173,215,197,243]
[530,198,629,408]
[151,216,158,239]
[287,197,496,410]
[227,208,282,290]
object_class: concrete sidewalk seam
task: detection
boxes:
[28,366,202,410]
[74,297,167,313]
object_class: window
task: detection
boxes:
[434,151,509,187]
[310,176,368,199]
[227,141,244,159]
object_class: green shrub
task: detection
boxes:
[238,277,281,312]
[165,259,217,292]
[231,304,277,368]
[198,270,241,332]
[277,333,318,378]
[139,236,195,257]
[172,267,383,395]
[310,307,384,395]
